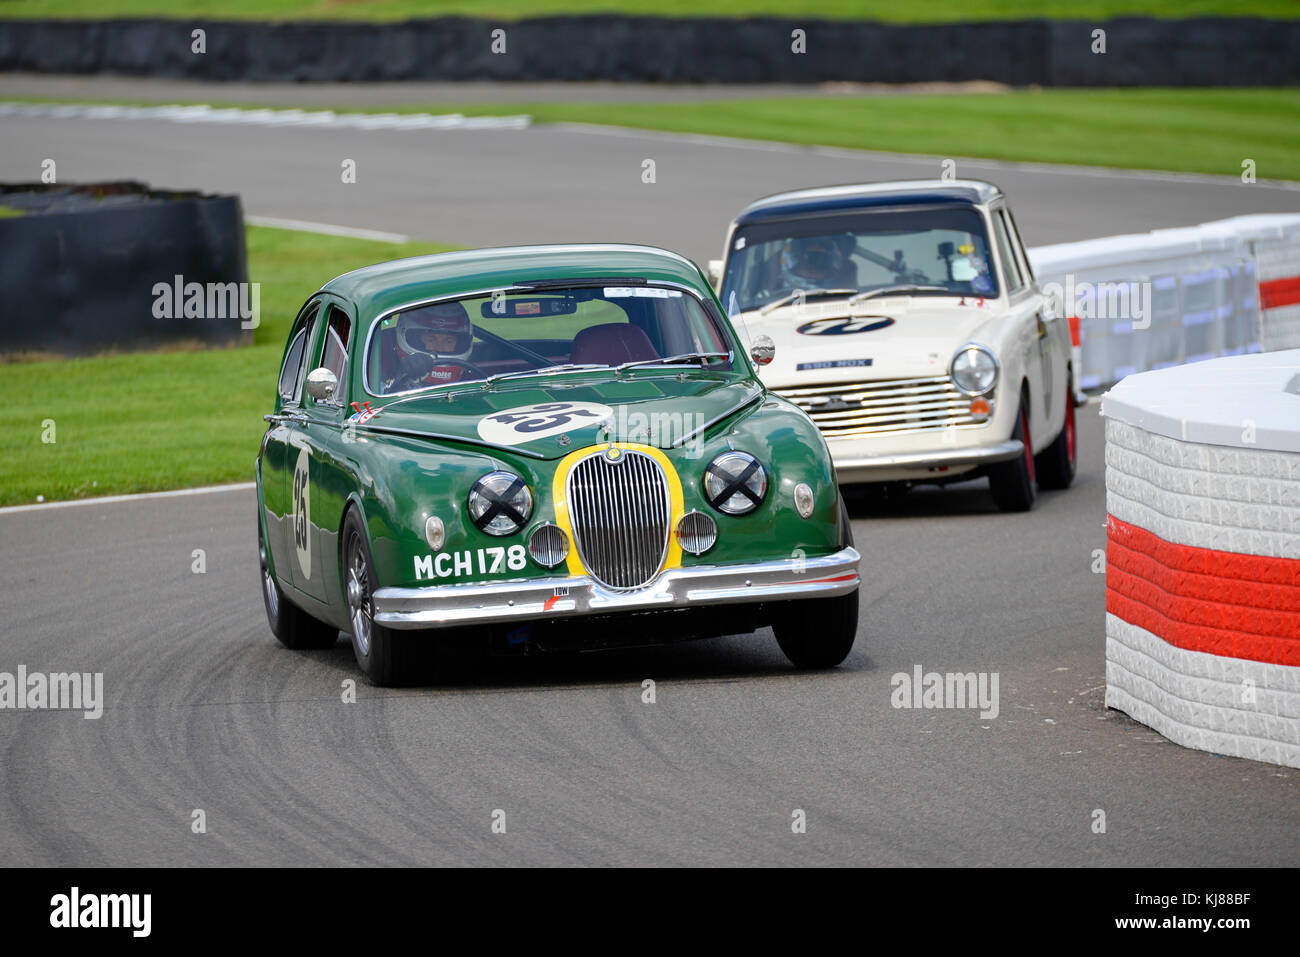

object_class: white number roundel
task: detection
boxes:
[291,446,311,580]
[477,402,612,445]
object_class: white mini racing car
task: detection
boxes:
[710,180,1077,511]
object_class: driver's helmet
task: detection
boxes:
[396,302,472,359]
[780,234,852,282]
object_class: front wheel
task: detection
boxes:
[988,397,1037,512]
[772,589,859,669]
[1035,379,1077,490]
[342,509,433,686]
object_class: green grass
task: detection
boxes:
[0,206,25,218]
[3,0,1297,21]
[0,226,455,506]
[10,88,1298,180]
[515,88,1300,181]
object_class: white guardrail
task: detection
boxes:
[1028,214,1300,392]
[1100,352,1300,768]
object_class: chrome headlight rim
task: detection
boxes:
[703,450,768,516]
[467,470,533,536]
[675,509,718,556]
[950,343,999,397]
[527,522,569,568]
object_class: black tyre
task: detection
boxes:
[1035,377,1078,490]
[988,395,1037,512]
[773,589,859,669]
[259,510,338,650]
[342,509,432,686]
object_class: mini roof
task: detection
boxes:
[733,180,1004,226]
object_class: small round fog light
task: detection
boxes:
[528,523,569,568]
[794,483,815,519]
[425,516,445,551]
[676,510,718,556]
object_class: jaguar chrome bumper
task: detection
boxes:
[372,547,861,630]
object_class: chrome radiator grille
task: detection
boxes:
[778,375,982,439]
[566,450,671,590]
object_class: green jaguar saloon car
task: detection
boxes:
[256,244,861,685]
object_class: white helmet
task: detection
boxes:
[396,302,473,359]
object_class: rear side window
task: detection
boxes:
[278,303,320,401]
[319,306,352,402]
[991,210,1025,293]
[1004,209,1034,282]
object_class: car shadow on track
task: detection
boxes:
[299,628,875,694]
[841,478,1081,520]
[843,479,999,519]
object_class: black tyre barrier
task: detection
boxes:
[0,16,1296,86]
[0,182,251,356]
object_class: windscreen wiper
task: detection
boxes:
[847,285,948,305]
[759,288,859,315]
[616,352,731,372]
[484,363,606,385]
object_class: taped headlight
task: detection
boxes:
[951,345,998,396]
[704,451,767,515]
[468,471,532,536]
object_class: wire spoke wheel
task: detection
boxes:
[346,530,374,658]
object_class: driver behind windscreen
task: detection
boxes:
[765,234,858,293]
[386,302,475,390]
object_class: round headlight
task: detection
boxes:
[468,471,532,536]
[794,483,815,519]
[703,451,767,515]
[528,523,569,568]
[951,345,998,396]
[676,510,718,555]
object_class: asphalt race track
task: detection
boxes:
[3,111,1300,262]
[1,110,1297,866]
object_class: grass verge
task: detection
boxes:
[8,88,1299,180]
[0,226,455,507]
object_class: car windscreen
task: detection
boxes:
[366,284,735,396]
[721,205,999,312]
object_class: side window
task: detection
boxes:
[1003,209,1034,282]
[991,210,1025,293]
[318,306,352,404]
[278,303,321,404]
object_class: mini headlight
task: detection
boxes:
[528,523,569,567]
[703,451,767,515]
[467,471,532,536]
[794,483,815,519]
[951,345,998,396]
[424,515,445,551]
[676,510,718,555]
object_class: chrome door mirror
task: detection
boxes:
[305,367,338,402]
[750,335,775,366]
